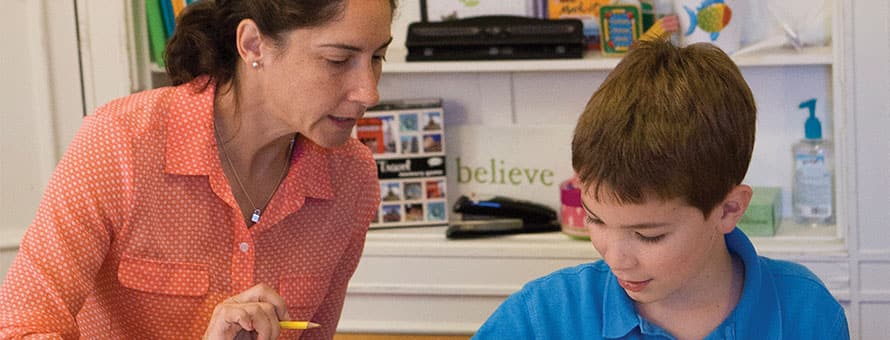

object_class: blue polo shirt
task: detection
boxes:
[472,228,849,339]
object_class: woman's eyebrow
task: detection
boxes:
[318,37,393,52]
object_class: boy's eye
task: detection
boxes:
[373,54,387,62]
[327,58,349,65]
[636,232,666,243]
[584,215,603,225]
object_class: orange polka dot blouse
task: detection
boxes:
[0,77,381,339]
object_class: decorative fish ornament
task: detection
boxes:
[683,0,733,41]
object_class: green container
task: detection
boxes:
[738,187,782,237]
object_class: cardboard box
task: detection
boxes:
[356,98,448,228]
[738,187,782,237]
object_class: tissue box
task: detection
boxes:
[738,187,782,237]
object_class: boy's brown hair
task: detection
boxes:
[572,40,756,216]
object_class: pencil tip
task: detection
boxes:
[308,322,321,328]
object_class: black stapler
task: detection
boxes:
[446,195,561,239]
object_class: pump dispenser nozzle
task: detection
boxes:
[800,98,821,139]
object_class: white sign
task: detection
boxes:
[445,125,574,212]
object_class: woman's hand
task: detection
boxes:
[204,283,290,340]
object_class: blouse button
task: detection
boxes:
[239,242,250,253]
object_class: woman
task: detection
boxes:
[0,0,396,339]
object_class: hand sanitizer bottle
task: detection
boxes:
[792,98,835,226]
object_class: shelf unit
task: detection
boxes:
[381,45,833,73]
[360,219,845,260]
[371,42,844,247]
[144,45,834,84]
[344,8,851,333]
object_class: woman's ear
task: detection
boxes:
[717,184,753,233]
[236,19,265,68]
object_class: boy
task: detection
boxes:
[472,40,849,339]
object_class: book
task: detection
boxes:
[599,5,643,56]
[355,99,448,228]
[159,0,176,38]
[145,0,167,67]
[171,0,186,17]
[545,0,613,50]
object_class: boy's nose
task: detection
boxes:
[602,245,637,272]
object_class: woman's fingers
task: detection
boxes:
[222,307,255,332]
[252,302,281,340]
[203,305,250,339]
[236,283,289,321]
[205,284,290,340]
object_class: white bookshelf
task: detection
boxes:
[359,220,845,260]
[382,45,833,74]
[352,5,852,333]
[374,42,844,252]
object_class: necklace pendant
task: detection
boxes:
[251,209,262,223]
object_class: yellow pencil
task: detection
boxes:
[279,321,321,330]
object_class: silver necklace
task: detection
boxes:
[214,125,294,224]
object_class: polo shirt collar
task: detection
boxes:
[600,228,782,339]
[718,228,782,339]
[601,270,642,338]
[601,274,675,339]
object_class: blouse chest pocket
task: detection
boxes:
[118,256,209,296]
[279,275,331,321]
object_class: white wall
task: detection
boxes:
[849,0,890,337]
[0,0,83,274]
[1,0,54,247]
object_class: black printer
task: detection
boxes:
[406,15,585,61]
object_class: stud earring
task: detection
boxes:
[251,61,259,69]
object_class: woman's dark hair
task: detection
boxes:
[165,0,397,87]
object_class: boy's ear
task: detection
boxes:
[717,185,753,234]
[236,19,265,68]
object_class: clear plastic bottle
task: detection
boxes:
[792,98,835,226]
